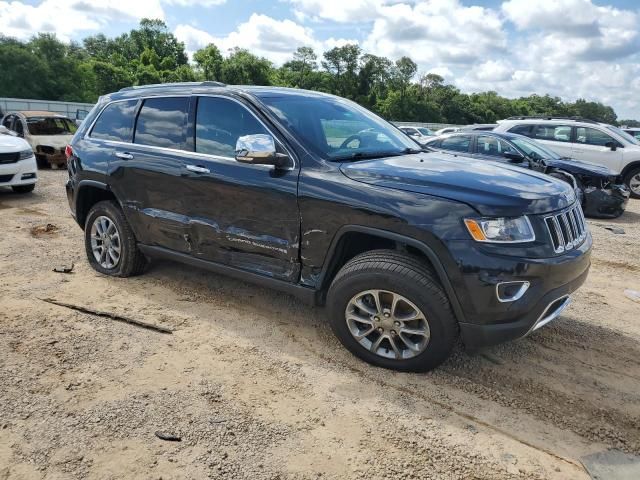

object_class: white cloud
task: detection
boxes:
[288,0,382,23]
[175,14,321,63]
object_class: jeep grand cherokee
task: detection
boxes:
[65,82,592,372]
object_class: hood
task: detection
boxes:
[340,151,576,217]
[27,134,73,149]
[0,134,31,152]
[543,157,617,178]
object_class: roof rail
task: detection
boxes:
[119,81,226,92]
[505,115,599,124]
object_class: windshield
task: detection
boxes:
[511,136,561,160]
[417,127,433,136]
[255,93,419,161]
[27,116,77,135]
[605,125,640,145]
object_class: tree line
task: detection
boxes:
[0,19,634,126]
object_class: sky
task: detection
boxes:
[1,0,639,118]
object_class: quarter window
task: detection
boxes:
[575,127,615,147]
[134,97,188,149]
[476,136,519,157]
[195,97,269,157]
[533,124,572,143]
[440,135,471,153]
[90,100,137,142]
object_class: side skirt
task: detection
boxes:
[138,244,318,305]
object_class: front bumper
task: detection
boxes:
[445,234,592,350]
[0,156,38,187]
[582,184,629,218]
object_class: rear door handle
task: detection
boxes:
[115,152,134,160]
[185,164,210,174]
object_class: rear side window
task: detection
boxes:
[440,135,471,152]
[507,124,534,137]
[91,100,137,142]
[533,124,572,143]
[195,97,269,157]
[134,97,188,149]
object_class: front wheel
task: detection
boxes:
[84,200,147,277]
[326,250,458,372]
[624,167,640,199]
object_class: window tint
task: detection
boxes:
[91,101,137,142]
[507,124,533,137]
[575,127,615,146]
[134,97,188,149]
[440,135,471,152]
[533,124,572,142]
[2,116,12,129]
[476,136,519,157]
[195,97,268,157]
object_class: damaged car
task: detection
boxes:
[424,131,629,219]
[1,111,77,169]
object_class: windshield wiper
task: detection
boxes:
[333,147,424,162]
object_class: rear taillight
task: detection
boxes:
[65,145,73,159]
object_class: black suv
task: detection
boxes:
[65,82,592,372]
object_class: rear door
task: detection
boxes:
[178,95,301,282]
[437,134,473,154]
[530,123,574,158]
[109,96,193,254]
[572,126,624,172]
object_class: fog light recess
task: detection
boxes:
[496,281,530,303]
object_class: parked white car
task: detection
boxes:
[1,111,77,168]
[494,117,640,198]
[398,125,434,145]
[0,134,37,193]
[434,127,460,135]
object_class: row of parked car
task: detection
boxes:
[0,110,78,193]
[401,116,639,218]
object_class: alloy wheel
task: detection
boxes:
[90,215,121,269]
[345,289,430,360]
[629,173,640,196]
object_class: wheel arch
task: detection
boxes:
[316,226,466,323]
[620,160,640,180]
[75,180,119,229]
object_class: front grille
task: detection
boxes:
[0,174,15,183]
[0,152,19,164]
[544,203,588,253]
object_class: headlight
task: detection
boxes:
[19,149,33,160]
[464,216,535,243]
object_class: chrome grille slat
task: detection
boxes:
[544,203,588,253]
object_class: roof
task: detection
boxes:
[105,82,338,103]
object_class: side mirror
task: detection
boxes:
[235,134,291,169]
[504,151,525,163]
[605,141,617,151]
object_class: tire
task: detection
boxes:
[326,249,458,372]
[84,200,147,277]
[12,184,35,194]
[624,167,640,199]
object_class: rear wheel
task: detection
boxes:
[12,184,35,194]
[84,200,147,277]
[624,167,640,199]
[326,250,458,372]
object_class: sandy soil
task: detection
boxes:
[1,170,639,479]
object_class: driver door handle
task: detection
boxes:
[185,164,210,174]
[114,152,134,160]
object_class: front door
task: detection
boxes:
[179,95,301,282]
[571,126,624,172]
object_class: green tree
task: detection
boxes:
[220,48,273,85]
[322,44,361,98]
[193,44,224,81]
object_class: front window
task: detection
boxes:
[476,136,519,157]
[26,116,77,135]
[255,93,419,161]
[417,127,433,136]
[440,135,471,153]
[575,127,615,147]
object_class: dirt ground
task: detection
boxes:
[1,170,639,480]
